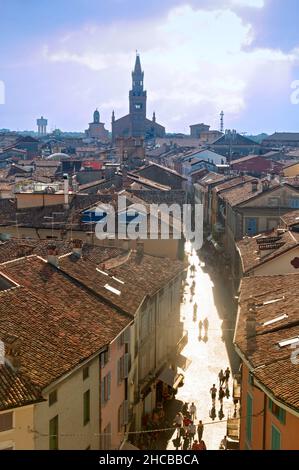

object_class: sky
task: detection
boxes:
[1,0,299,134]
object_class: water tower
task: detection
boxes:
[37,116,48,136]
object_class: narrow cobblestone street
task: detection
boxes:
[167,243,239,450]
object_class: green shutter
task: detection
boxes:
[49,415,58,450]
[246,394,253,443]
[271,426,281,450]
[83,390,90,425]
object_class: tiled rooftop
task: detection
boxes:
[58,247,185,315]
[235,274,299,410]
[281,209,299,227]
[0,255,133,391]
[0,364,44,411]
[237,229,299,273]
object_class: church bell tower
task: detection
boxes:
[129,53,147,137]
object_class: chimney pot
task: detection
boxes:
[47,244,59,267]
[72,239,83,257]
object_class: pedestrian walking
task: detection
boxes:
[210,384,217,407]
[219,386,225,407]
[173,412,183,429]
[203,317,209,332]
[190,402,197,421]
[192,440,201,450]
[182,402,189,416]
[183,415,192,430]
[218,369,225,386]
[225,384,230,399]
[172,436,181,450]
[187,421,196,444]
[198,320,203,340]
[198,440,207,450]
[197,420,204,441]
[183,436,190,450]
[225,367,230,384]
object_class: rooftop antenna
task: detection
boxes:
[220,111,224,133]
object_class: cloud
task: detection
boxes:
[40,3,297,132]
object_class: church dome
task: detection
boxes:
[46,152,70,160]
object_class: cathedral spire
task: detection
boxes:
[134,52,142,75]
[132,52,144,91]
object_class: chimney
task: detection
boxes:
[136,241,144,260]
[251,180,258,192]
[5,338,21,371]
[63,173,69,209]
[72,238,83,258]
[47,244,59,267]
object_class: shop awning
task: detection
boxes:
[158,368,184,389]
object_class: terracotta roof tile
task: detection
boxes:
[235,274,299,410]
[237,229,299,273]
[0,364,44,411]
[0,256,132,390]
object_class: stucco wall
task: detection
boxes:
[0,405,35,450]
[34,355,100,450]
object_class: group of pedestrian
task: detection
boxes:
[210,367,230,410]
[173,402,206,450]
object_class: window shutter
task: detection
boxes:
[271,426,281,450]
[124,353,129,378]
[123,400,129,425]
[246,394,253,443]
[107,372,111,400]
[101,379,105,404]
[117,358,121,384]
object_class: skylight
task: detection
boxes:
[112,276,124,285]
[263,314,288,327]
[104,283,121,296]
[278,337,299,348]
[96,268,108,276]
[262,297,285,306]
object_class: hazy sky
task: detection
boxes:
[1,0,299,134]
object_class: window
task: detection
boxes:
[83,366,89,381]
[290,198,299,209]
[101,373,111,404]
[268,399,286,424]
[49,390,57,407]
[100,349,109,368]
[268,197,280,207]
[117,354,129,384]
[134,103,142,110]
[246,394,253,444]
[49,415,58,450]
[245,218,257,236]
[118,401,129,432]
[0,412,13,432]
[83,390,90,425]
[271,425,281,450]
